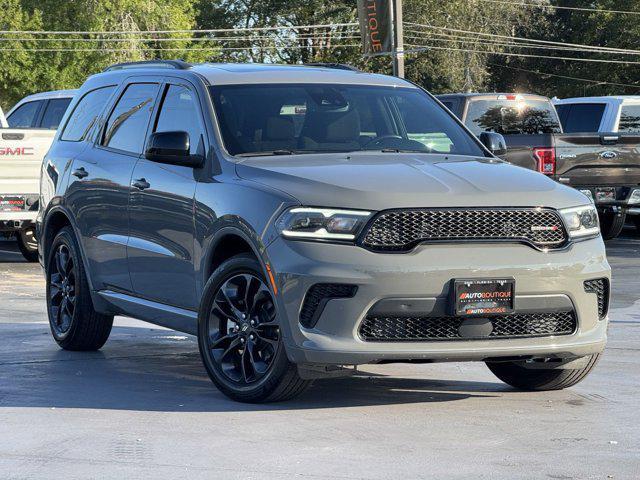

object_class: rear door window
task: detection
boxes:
[464,97,562,135]
[102,83,159,154]
[618,104,640,132]
[6,101,43,128]
[61,86,116,142]
[39,98,73,130]
[555,103,605,133]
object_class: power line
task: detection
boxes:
[0,44,361,52]
[404,43,640,65]
[478,0,640,16]
[487,62,640,89]
[0,23,359,36]
[406,22,640,55]
[404,30,640,56]
[0,34,360,43]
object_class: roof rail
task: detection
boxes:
[304,62,360,72]
[103,59,192,72]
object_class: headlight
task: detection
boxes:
[559,205,600,240]
[628,188,640,205]
[276,207,373,242]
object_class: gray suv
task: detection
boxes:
[38,61,610,402]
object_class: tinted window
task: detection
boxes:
[619,104,640,132]
[465,98,562,135]
[103,83,159,154]
[556,103,605,133]
[7,101,42,128]
[210,84,484,157]
[40,98,72,130]
[441,101,454,110]
[154,85,203,155]
[61,86,116,142]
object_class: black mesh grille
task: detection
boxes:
[300,284,357,328]
[584,279,609,319]
[361,208,568,251]
[359,312,577,342]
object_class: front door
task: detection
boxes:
[127,82,206,310]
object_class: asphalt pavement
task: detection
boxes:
[0,229,639,479]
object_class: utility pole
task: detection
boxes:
[394,0,405,78]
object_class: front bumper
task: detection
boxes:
[267,237,611,366]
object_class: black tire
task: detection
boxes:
[46,226,113,351]
[634,216,640,233]
[198,253,311,403]
[17,227,38,262]
[599,211,626,240]
[486,353,601,391]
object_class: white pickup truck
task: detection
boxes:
[1,90,76,261]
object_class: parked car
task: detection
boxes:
[38,61,609,402]
[438,93,640,239]
[0,89,76,261]
[554,96,640,233]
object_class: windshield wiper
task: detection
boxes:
[235,149,296,157]
[368,148,433,154]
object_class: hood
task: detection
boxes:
[235,152,590,211]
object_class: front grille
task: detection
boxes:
[361,208,568,251]
[584,279,609,319]
[299,283,358,328]
[359,311,577,342]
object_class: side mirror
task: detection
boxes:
[479,132,507,157]
[145,131,204,168]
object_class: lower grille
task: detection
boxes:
[584,279,609,319]
[299,284,357,328]
[359,311,577,342]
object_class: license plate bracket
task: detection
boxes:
[453,278,515,316]
[0,196,25,212]
[595,187,616,203]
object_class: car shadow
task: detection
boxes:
[0,323,503,413]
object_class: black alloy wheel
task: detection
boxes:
[46,226,113,350]
[198,254,311,402]
[206,273,280,384]
[49,244,77,336]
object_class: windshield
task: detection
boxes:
[465,97,562,135]
[209,84,485,157]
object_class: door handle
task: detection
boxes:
[132,178,150,190]
[72,167,88,179]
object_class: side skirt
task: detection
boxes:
[95,290,198,335]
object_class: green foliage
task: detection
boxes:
[488,1,640,97]
[0,0,638,110]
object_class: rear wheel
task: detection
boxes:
[46,226,113,350]
[599,211,626,240]
[17,227,38,262]
[198,254,311,403]
[486,354,601,391]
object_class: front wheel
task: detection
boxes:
[486,354,601,391]
[633,216,640,234]
[17,227,38,262]
[599,211,626,240]
[197,254,311,403]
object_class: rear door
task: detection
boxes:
[67,81,160,292]
[127,79,205,309]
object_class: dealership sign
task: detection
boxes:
[357,0,393,55]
